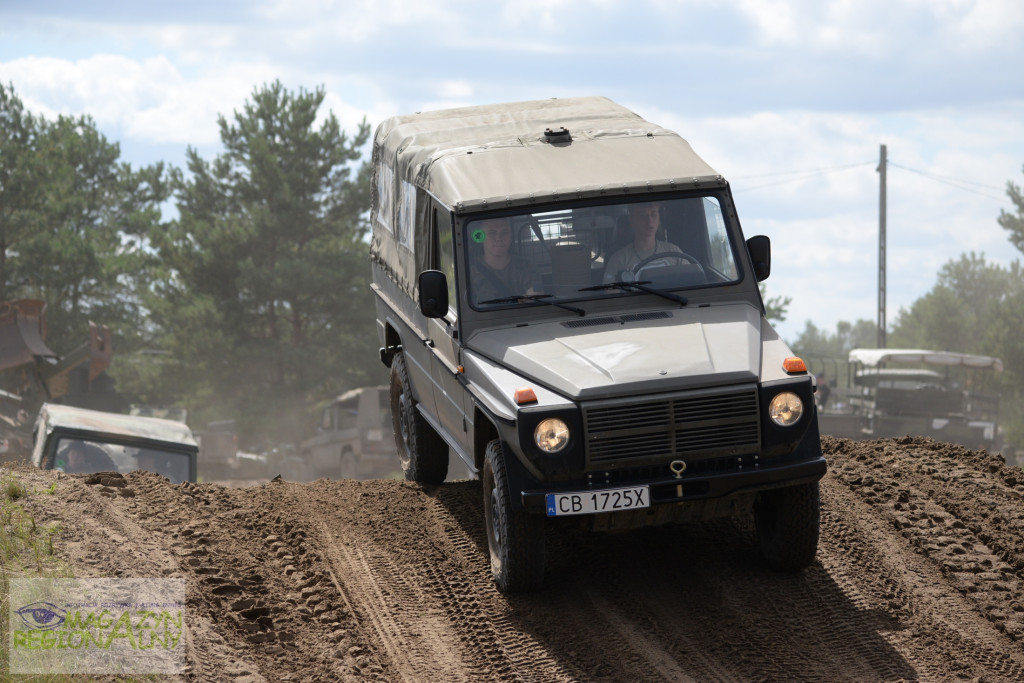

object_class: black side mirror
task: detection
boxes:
[746,235,771,282]
[418,270,448,318]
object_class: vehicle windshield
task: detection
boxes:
[465,195,740,309]
[50,437,192,484]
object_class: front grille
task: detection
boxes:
[583,386,760,468]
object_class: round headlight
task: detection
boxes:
[534,418,570,453]
[768,392,804,427]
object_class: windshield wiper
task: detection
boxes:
[578,281,688,307]
[480,294,587,316]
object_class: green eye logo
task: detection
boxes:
[472,229,486,243]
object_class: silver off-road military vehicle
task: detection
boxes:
[370,97,826,592]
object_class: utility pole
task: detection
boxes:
[877,144,887,349]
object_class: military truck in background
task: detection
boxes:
[815,348,1004,451]
[293,386,397,481]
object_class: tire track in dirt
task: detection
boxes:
[21,472,276,681]
[828,437,1024,634]
[822,437,1024,681]
[556,517,913,682]
[549,523,754,682]
[11,434,1024,682]
[415,485,574,682]
[315,519,470,681]
[132,475,384,682]
[297,480,577,682]
[819,480,988,682]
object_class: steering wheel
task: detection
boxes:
[631,251,699,275]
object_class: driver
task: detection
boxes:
[470,217,541,304]
[58,440,117,474]
[603,202,684,282]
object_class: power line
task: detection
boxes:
[732,161,874,192]
[888,161,1010,204]
[732,160,875,180]
[730,156,1014,206]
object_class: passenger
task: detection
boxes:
[59,440,117,473]
[470,217,541,303]
[603,202,684,282]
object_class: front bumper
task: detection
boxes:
[520,452,826,515]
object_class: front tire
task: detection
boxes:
[390,351,448,484]
[754,482,821,572]
[482,440,545,592]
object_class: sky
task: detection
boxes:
[2,0,1023,345]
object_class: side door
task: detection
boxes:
[426,207,472,459]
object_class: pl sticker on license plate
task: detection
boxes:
[545,486,650,517]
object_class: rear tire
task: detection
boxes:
[390,352,448,484]
[754,482,821,572]
[482,439,545,592]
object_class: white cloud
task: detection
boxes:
[255,0,453,42]
[498,0,617,30]
[939,0,1024,52]
[733,0,1024,58]
[438,80,475,100]
[0,54,286,145]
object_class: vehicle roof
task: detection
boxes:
[849,348,1004,372]
[372,96,723,213]
[330,385,387,405]
[37,403,199,449]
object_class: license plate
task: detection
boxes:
[545,486,650,517]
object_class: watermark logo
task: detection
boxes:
[8,578,186,674]
[14,601,66,630]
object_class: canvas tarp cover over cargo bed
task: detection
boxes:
[848,348,1004,372]
[369,96,723,297]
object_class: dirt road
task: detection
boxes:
[10,435,1024,681]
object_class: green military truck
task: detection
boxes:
[817,348,1003,451]
[370,97,826,592]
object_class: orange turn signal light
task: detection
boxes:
[514,387,538,405]
[782,357,807,374]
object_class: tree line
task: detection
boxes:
[3,79,1024,449]
[0,80,383,446]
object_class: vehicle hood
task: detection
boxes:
[465,303,762,400]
